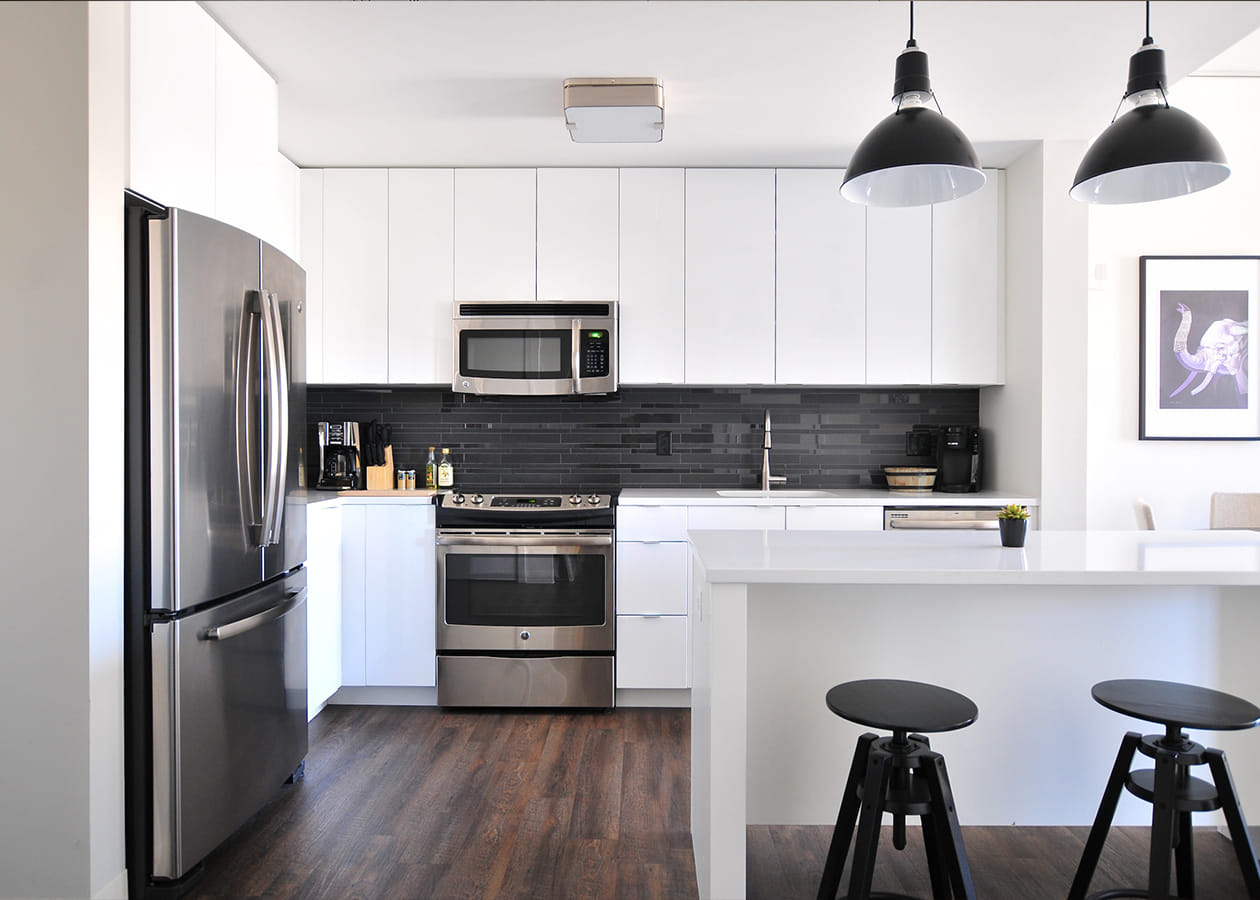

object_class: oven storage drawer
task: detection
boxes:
[436,654,614,708]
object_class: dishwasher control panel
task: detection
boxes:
[884,506,1009,530]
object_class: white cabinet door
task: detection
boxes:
[867,205,932,384]
[619,168,685,384]
[298,170,325,384]
[932,170,1005,385]
[388,169,454,384]
[616,542,687,615]
[363,504,436,687]
[785,506,883,531]
[340,505,367,686]
[454,169,536,300]
[616,505,689,542]
[128,1,216,216]
[617,616,689,689]
[322,169,389,383]
[537,168,619,300]
[213,24,278,245]
[306,503,343,716]
[688,506,786,531]
[775,170,867,385]
[685,169,776,384]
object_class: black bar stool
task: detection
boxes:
[1069,678,1260,900]
[817,678,978,900]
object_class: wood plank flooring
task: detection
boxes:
[183,706,1258,899]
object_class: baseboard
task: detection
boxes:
[321,686,690,709]
[616,688,691,708]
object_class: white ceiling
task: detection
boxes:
[200,1,1260,170]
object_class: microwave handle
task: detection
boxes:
[571,318,583,394]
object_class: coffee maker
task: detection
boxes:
[906,424,983,493]
[316,421,362,490]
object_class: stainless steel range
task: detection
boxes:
[435,491,615,708]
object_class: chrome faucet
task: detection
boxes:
[761,409,788,491]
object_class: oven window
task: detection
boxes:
[444,552,606,627]
[460,330,572,379]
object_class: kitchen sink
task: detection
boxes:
[715,489,835,498]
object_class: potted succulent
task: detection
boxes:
[997,503,1029,548]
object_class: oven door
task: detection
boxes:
[436,530,614,652]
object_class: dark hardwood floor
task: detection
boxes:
[183,706,1257,899]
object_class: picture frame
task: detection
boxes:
[1139,255,1260,441]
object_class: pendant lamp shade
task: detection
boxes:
[841,36,985,207]
[1071,26,1229,204]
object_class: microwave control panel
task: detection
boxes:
[579,330,611,377]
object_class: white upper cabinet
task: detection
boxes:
[932,170,1005,385]
[619,168,685,384]
[213,26,278,244]
[866,205,933,384]
[454,169,536,300]
[128,1,216,215]
[537,168,619,300]
[322,169,389,383]
[685,169,777,384]
[298,169,325,383]
[775,169,867,385]
[388,169,454,384]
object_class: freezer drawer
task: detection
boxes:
[150,570,308,880]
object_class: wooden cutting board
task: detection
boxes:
[364,444,395,490]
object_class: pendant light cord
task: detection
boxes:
[1145,0,1151,42]
[909,0,914,44]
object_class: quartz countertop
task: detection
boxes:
[618,488,1038,507]
[687,528,1260,586]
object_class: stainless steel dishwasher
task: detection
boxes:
[883,506,1011,530]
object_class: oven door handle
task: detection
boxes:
[437,533,613,547]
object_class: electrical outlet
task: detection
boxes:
[656,430,672,456]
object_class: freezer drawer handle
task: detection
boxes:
[201,589,305,642]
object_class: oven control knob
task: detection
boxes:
[520,630,530,641]
[471,493,484,504]
[569,494,582,505]
[587,494,600,505]
[452,493,465,504]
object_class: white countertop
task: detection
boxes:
[688,528,1260,586]
[618,488,1038,507]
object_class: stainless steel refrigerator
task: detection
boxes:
[123,192,308,898]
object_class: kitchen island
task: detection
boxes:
[687,528,1260,900]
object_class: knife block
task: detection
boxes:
[364,444,394,490]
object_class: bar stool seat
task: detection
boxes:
[818,679,978,900]
[1069,678,1260,900]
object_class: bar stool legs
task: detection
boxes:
[817,731,975,900]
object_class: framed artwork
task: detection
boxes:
[1140,255,1260,440]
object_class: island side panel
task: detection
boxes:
[690,552,749,900]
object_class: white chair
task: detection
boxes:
[1209,492,1260,529]
[1133,499,1156,530]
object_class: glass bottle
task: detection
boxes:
[437,448,454,488]
[425,447,437,489]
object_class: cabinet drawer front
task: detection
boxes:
[616,615,688,689]
[616,542,687,615]
[688,505,785,531]
[785,506,883,531]
[617,505,689,542]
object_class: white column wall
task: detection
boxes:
[0,2,127,898]
[1086,76,1260,530]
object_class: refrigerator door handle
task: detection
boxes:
[235,291,266,548]
[259,289,289,546]
[200,588,305,642]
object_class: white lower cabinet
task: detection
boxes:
[306,502,343,718]
[785,505,883,530]
[616,506,689,689]
[341,502,436,688]
[616,616,689,689]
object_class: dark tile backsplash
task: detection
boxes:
[307,386,979,494]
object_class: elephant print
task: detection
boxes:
[1161,291,1249,409]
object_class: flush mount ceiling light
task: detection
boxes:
[1071,1,1229,204]
[563,78,664,143]
[841,1,985,207]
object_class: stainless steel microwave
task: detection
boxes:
[452,300,618,395]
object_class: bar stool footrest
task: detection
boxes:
[1126,768,1220,811]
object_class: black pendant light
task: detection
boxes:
[1071,1,1229,204]
[841,1,985,207]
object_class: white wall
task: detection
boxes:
[1086,76,1260,530]
[0,2,127,898]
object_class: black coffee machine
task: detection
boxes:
[906,424,983,493]
[316,421,362,490]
